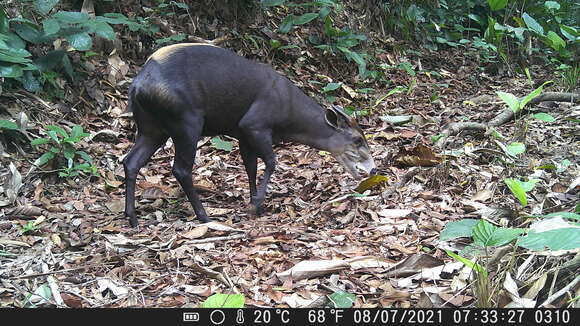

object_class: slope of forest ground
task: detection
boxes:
[0,1,579,308]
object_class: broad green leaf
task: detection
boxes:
[31,138,51,146]
[326,291,356,308]
[519,179,540,192]
[34,50,65,72]
[506,142,526,156]
[520,81,552,109]
[22,70,41,92]
[560,25,579,41]
[35,151,55,166]
[446,250,488,277]
[522,13,544,35]
[0,120,18,130]
[545,31,566,51]
[472,220,524,247]
[440,219,479,240]
[200,293,245,308]
[322,82,341,93]
[70,125,85,139]
[487,0,508,11]
[0,49,32,63]
[76,151,93,163]
[35,0,60,15]
[47,130,60,144]
[544,1,560,10]
[46,125,68,138]
[279,15,295,33]
[12,22,45,44]
[65,31,92,51]
[293,13,318,25]
[0,7,8,34]
[91,21,116,40]
[51,11,90,24]
[518,228,580,251]
[210,137,233,152]
[496,91,520,112]
[61,54,74,80]
[42,18,60,35]
[261,0,286,7]
[533,112,555,122]
[504,178,527,206]
[544,212,580,221]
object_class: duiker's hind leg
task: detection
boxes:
[124,132,169,227]
[168,114,211,223]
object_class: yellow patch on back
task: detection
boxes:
[147,43,217,63]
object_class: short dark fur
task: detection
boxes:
[124,44,367,227]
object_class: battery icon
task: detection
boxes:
[183,312,200,322]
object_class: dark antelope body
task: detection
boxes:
[124,43,375,227]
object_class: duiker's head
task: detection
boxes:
[324,105,375,179]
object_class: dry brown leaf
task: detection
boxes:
[180,225,209,239]
[394,144,443,167]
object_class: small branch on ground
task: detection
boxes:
[436,92,580,147]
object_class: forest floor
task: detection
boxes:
[0,3,579,308]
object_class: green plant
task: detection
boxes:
[31,124,98,177]
[262,0,370,77]
[200,293,245,308]
[21,221,39,234]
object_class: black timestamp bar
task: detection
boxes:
[0,308,576,326]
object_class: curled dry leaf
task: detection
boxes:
[180,225,209,239]
[7,205,43,219]
[277,259,350,282]
[394,144,443,167]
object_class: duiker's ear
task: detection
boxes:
[331,105,357,128]
[325,108,340,129]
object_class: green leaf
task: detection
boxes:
[533,112,555,122]
[46,125,68,138]
[519,179,540,192]
[34,50,65,72]
[12,22,45,44]
[487,0,508,11]
[522,13,544,35]
[42,18,60,35]
[261,0,286,7]
[544,1,560,11]
[518,228,580,251]
[31,138,51,146]
[322,82,341,93]
[279,15,295,33]
[91,21,116,40]
[0,7,9,34]
[51,11,90,24]
[70,125,85,139]
[506,142,526,156]
[0,63,24,78]
[200,293,245,308]
[446,250,488,277]
[76,150,93,163]
[65,31,92,51]
[293,13,319,25]
[472,220,525,247]
[210,137,233,152]
[560,25,579,41]
[22,70,41,92]
[504,178,527,206]
[545,31,566,51]
[35,0,60,15]
[0,119,19,130]
[496,91,520,112]
[326,291,356,308]
[440,219,479,240]
[35,151,55,166]
[543,212,580,221]
[520,81,551,109]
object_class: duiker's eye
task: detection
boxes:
[354,137,365,146]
